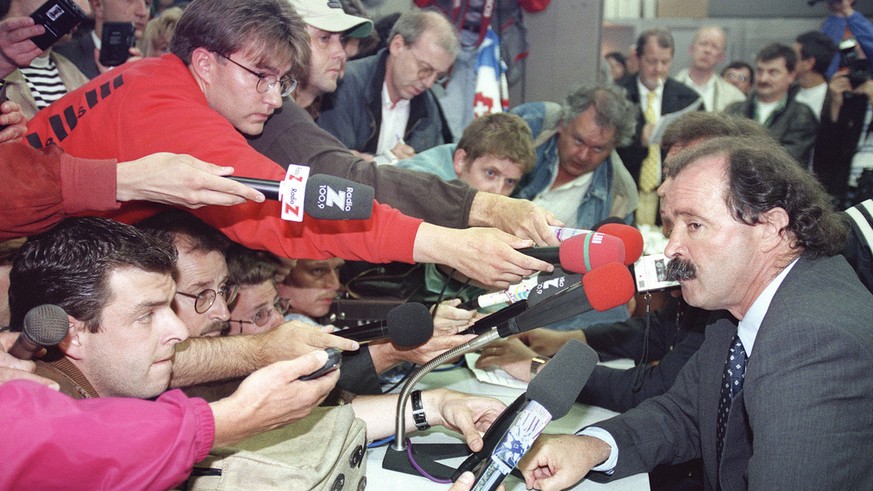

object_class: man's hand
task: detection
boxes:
[469,192,562,247]
[414,223,554,290]
[0,17,44,77]
[475,338,538,382]
[432,299,478,334]
[518,328,586,357]
[519,434,612,491]
[370,331,475,372]
[116,153,266,208]
[424,388,506,452]
[0,331,59,389]
[391,141,416,160]
[260,320,359,365]
[209,350,339,447]
[0,100,27,143]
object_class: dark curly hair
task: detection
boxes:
[666,137,847,258]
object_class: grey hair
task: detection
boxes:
[562,82,637,147]
[388,9,460,57]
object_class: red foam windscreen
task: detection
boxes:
[558,232,626,274]
[581,262,636,311]
[597,223,644,265]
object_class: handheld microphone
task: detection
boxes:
[525,267,582,307]
[9,304,69,360]
[468,340,599,490]
[336,302,433,347]
[228,174,375,220]
[517,232,626,274]
[491,262,635,337]
[457,267,578,310]
[597,223,644,265]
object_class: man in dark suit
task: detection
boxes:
[616,28,700,225]
[519,137,873,491]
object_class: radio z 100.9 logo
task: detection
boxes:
[316,185,353,211]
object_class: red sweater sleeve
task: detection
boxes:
[0,381,214,490]
[0,142,118,240]
[23,56,422,263]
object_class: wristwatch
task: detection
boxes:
[411,390,430,431]
[530,356,550,379]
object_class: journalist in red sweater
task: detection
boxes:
[23,0,549,289]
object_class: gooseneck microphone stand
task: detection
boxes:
[382,327,502,478]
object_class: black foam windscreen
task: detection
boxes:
[385,302,434,347]
[304,174,374,220]
[526,340,598,419]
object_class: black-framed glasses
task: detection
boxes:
[229,297,290,328]
[175,282,240,314]
[217,53,298,97]
[406,45,450,84]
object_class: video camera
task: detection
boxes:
[839,39,873,89]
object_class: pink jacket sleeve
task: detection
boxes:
[0,381,214,490]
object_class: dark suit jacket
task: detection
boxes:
[616,77,701,184]
[591,254,873,490]
[53,29,99,80]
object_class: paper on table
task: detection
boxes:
[648,97,703,146]
[465,353,528,389]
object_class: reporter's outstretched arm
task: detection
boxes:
[116,153,265,207]
[351,388,505,451]
[171,320,358,388]
[469,192,562,247]
[209,350,339,446]
[413,223,553,289]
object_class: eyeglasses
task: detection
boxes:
[406,45,450,84]
[229,297,290,328]
[218,53,298,97]
[175,282,239,314]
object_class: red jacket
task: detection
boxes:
[23,55,421,262]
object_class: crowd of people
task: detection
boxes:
[2,0,873,490]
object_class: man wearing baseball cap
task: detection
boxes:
[290,0,373,109]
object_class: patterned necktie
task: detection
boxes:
[638,90,661,192]
[716,333,747,465]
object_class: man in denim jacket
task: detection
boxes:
[510,83,639,229]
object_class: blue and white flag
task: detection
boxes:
[473,26,509,117]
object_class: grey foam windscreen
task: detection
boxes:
[526,340,598,419]
[385,302,433,347]
[23,304,69,345]
[304,174,375,220]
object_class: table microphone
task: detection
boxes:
[9,304,69,360]
[336,302,433,347]
[468,339,598,490]
[228,174,375,219]
[517,231,626,274]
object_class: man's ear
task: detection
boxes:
[60,315,87,361]
[388,34,404,56]
[189,47,218,86]
[758,206,791,253]
[452,148,468,175]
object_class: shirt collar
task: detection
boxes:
[737,257,799,356]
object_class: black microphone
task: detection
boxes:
[228,174,375,219]
[489,262,635,337]
[467,340,599,490]
[9,304,69,360]
[524,267,583,307]
[337,302,433,347]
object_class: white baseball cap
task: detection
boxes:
[290,0,374,39]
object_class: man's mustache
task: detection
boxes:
[666,258,697,281]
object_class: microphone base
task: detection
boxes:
[382,440,469,479]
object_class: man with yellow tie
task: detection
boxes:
[617,28,701,225]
